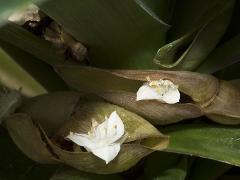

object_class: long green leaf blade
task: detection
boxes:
[0,23,66,66]
[196,34,240,73]
[189,159,231,180]
[41,0,171,69]
[0,47,47,96]
[0,127,57,180]
[144,152,188,180]
[161,122,240,166]
[169,0,230,39]
[0,40,67,97]
[154,0,234,71]
[51,167,123,180]
[0,87,21,124]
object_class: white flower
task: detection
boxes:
[136,78,180,104]
[66,111,125,164]
[8,4,40,25]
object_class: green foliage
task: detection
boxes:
[51,167,123,180]
[144,152,188,180]
[197,34,240,73]
[0,23,67,66]
[0,41,67,97]
[0,46,47,96]
[0,86,21,124]
[189,158,231,180]
[0,127,57,180]
[162,122,240,166]
[154,0,235,70]
[40,0,172,69]
[0,0,240,179]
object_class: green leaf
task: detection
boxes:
[0,127,57,180]
[0,40,67,97]
[189,158,232,180]
[56,65,141,93]
[197,34,240,73]
[219,175,240,180]
[0,46,46,96]
[0,23,67,66]
[154,31,195,66]
[154,0,234,71]
[6,113,59,163]
[50,167,123,180]
[220,0,240,43]
[153,158,188,180]
[168,0,231,39]
[144,152,188,180]
[0,87,21,124]
[161,122,240,166]
[40,0,171,69]
[134,0,173,26]
[216,62,240,80]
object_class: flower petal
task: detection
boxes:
[66,132,97,149]
[91,143,121,164]
[136,80,180,104]
[136,84,160,101]
[162,87,180,104]
[94,119,108,140]
[66,111,124,163]
[106,111,125,143]
[93,111,124,143]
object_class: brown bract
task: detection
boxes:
[5,92,168,174]
[56,65,240,125]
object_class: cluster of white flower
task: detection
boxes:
[136,78,180,104]
[67,79,180,163]
[9,4,181,164]
[67,111,124,164]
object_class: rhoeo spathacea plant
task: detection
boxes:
[6,92,168,173]
[0,0,240,179]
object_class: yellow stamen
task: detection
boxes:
[146,76,151,82]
